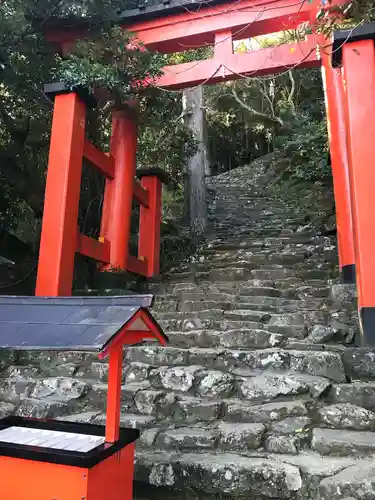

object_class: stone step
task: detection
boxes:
[134,451,302,498]
[63,363,339,414]
[153,308,328,330]
[0,163,354,499]
[153,309,270,323]
[164,263,334,285]
[14,398,71,419]
[59,410,158,430]
[318,460,375,500]
[166,328,287,349]
[312,428,375,456]
[157,317,265,333]
[61,388,309,427]
[121,347,345,382]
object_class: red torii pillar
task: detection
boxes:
[101,105,138,272]
[36,84,163,296]
[320,40,356,283]
[332,23,375,344]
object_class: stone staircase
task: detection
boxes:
[2,160,375,499]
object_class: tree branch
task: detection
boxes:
[288,71,297,117]
[231,84,287,128]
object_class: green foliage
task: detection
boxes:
[54,27,164,107]
[0,0,196,247]
[274,119,330,183]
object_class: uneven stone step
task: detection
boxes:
[317,403,375,431]
[238,372,331,402]
[1,162,362,498]
[157,317,265,333]
[152,421,266,452]
[328,382,375,411]
[223,309,271,321]
[166,328,286,349]
[224,400,308,423]
[135,451,303,498]
[318,461,375,500]
[14,398,71,418]
[122,346,345,382]
[312,428,375,456]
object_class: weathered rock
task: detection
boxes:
[210,268,251,281]
[153,366,202,393]
[139,428,160,448]
[329,382,375,411]
[312,428,375,456]
[219,329,285,349]
[94,412,156,429]
[307,325,339,344]
[167,330,220,348]
[238,372,330,403]
[218,348,290,372]
[343,348,375,381]
[217,422,265,451]
[31,378,89,401]
[223,309,271,323]
[156,427,217,450]
[330,283,357,306]
[125,362,151,383]
[277,452,358,478]
[268,313,305,328]
[188,347,225,368]
[135,452,302,498]
[225,400,308,423]
[5,365,44,378]
[0,378,34,402]
[270,416,311,435]
[135,390,165,415]
[0,401,15,418]
[289,350,345,382]
[319,462,375,500]
[195,370,235,398]
[56,411,101,423]
[15,398,69,418]
[264,435,299,454]
[126,346,188,366]
[83,362,108,381]
[177,396,222,422]
[317,403,375,431]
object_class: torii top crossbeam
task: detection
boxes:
[41,0,348,90]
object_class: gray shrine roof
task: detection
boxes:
[0,295,166,352]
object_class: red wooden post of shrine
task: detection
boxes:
[139,175,163,277]
[320,41,356,283]
[105,345,124,443]
[36,85,166,295]
[334,24,375,343]
[101,106,138,272]
[35,92,86,296]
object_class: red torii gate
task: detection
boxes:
[37,0,375,344]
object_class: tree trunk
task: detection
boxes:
[182,86,208,237]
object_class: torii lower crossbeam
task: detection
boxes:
[156,35,319,89]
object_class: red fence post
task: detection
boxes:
[105,345,123,443]
[338,25,375,343]
[102,105,138,271]
[35,92,86,296]
[138,175,163,277]
[321,43,356,283]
